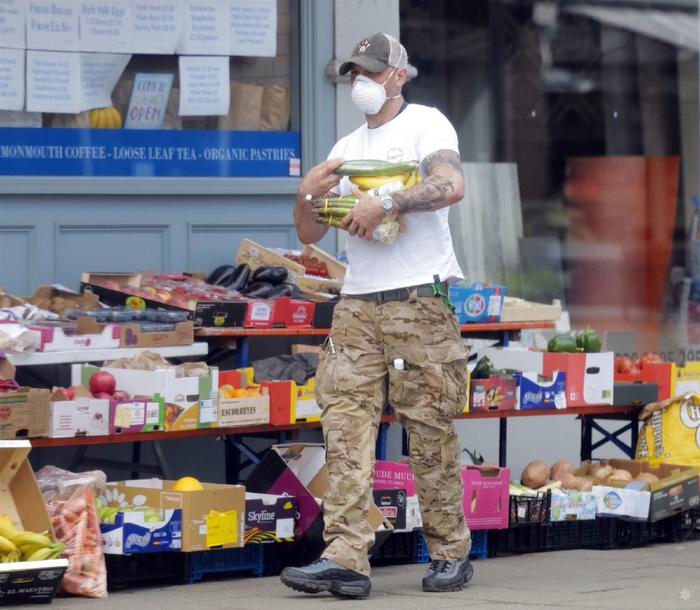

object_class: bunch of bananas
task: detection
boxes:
[348,170,420,192]
[88,106,122,129]
[0,514,64,563]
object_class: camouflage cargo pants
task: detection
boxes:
[315,290,471,576]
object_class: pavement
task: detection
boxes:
[50,537,700,610]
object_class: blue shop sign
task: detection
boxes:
[0,128,300,177]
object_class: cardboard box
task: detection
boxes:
[30,319,121,352]
[449,283,506,323]
[469,375,517,412]
[514,371,567,409]
[25,284,99,316]
[483,347,613,407]
[48,388,110,438]
[75,364,217,432]
[549,490,596,521]
[100,509,182,555]
[110,397,165,434]
[218,389,270,428]
[119,321,194,348]
[246,444,392,560]
[499,298,562,323]
[372,489,407,531]
[671,362,700,397]
[100,479,245,551]
[461,465,510,530]
[615,361,671,401]
[612,382,658,406]
[0,441,68,602]
[242,297,315,329]
[261,378,320,424]
[0,388,50,439]
[579,459,700,521]
[245,493,297,543]
[374,461,509,530]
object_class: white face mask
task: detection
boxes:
[351,67,398,115]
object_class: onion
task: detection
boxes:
[635,472,659,484]
[591,464,613,480]
[606,469,632,483]
[521,460,549,489]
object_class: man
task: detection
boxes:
[280,32,472,599]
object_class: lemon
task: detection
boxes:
[172,476,204,491]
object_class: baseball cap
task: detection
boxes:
[339,32,408,75]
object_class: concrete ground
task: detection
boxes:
[50,538,700,610]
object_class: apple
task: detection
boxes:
[89,371,116,395]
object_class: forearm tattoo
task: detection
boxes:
[392,149,463,213]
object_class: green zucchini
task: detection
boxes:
[334,160,419,176]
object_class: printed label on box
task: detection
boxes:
[113,404,132,428]
[205,510,238,547]
[199,398,217,424]
[276,517,294,539]
[145,402,160,425]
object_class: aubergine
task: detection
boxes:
[242,281,275,298]
[266,283,294,299]
[206,264,235,286]
[228,263,251,290]
[251,266,289,286]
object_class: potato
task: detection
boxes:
[635,472,659,484]
[559,473,579,490]
[521,460,549,489]
[550,459,574,482]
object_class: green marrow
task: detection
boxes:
[334,160,419,176]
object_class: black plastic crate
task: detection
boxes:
[509,492,551,525]
[106,552,187,591]
[370,531,416,566]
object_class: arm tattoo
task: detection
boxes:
[391,149,462,213]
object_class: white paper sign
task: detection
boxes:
[0,48,24,111]
[229,0,276,57]
[177,0,229,55]
[124,72,173,129]
[80,53,131,110]
[26,1,80,52]
[0,0,26,49]
[178,55,229,116]
[132,1,179,54]
[80,1,132,53]
[0,110,42,127]
[26,50,81,113]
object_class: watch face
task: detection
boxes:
[382,197,393,211]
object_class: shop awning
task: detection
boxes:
[563,4,699,52]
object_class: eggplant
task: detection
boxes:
[242,281,275,298]
[206,264,235,286]
[228,263,251,290]
[251,266,289,286]
[266,283,294,299]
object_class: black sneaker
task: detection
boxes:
[422,558,474,592]
[280,558,371,599]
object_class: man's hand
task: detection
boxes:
[339,188,384,241]
[298,158,344,200]
[294,158,344,244]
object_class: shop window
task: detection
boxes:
[0,0,299,178]
[401,0,699,358]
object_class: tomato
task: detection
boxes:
[640,352,663,367]
[616,356,633,374]
[89,371,116,395]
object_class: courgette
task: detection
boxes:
[334,159,419,176]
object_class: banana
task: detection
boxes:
[0,514,18,540]
[0,536,17,554]
[11,532,53,549]
[404,171,421,188]
[349,173,410,190]
[25,547,53,562]
[109,107,122,129]
[47,546,64,560]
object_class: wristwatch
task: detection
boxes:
[380,195,395,216]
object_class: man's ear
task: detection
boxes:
[395,67,408,87]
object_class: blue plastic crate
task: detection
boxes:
[187,546,264,583]
[413,530,487,563]
[469,530,488,560]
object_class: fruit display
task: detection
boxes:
[0,513,65,563]
[219,384,262,399]
[95,498,163,524]
[284,254,330,277]
[88,106,122,129]
[615,351,663,375]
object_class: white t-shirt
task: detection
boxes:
[328,103,464,295]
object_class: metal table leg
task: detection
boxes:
[499,418,507,466]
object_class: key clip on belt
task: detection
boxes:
[431,274,455,313]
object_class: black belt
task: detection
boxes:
[347,282,448,305]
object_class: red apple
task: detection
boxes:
[89,371,116,395]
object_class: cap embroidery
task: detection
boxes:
[358,39,370,53]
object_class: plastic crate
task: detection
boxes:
[469,530,488,560]
[261,542,296,576]
[370,531,417,566]
[509,492,551,525]
[186,546,264,583]
[413,531,429,563]
[106,552,187,591]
